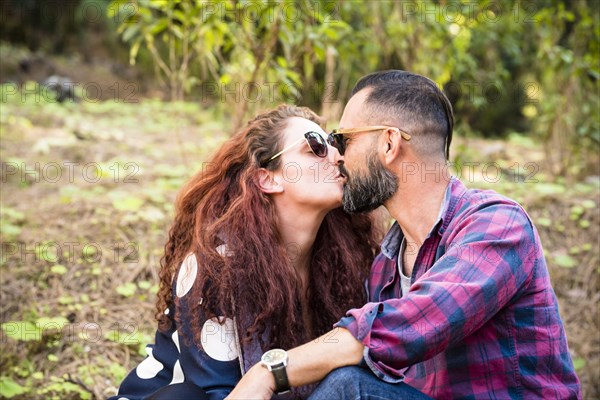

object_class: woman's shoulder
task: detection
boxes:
[172,245,232,298]
[171,248,242,363]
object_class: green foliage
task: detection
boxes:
[572,357,586,371]
[0,377,28,398]
[37,376,92,400]
[528,1,599,179]
[0,206,25,239]
[1,322,40,342]
[0,2,598,396]
[554,254,577,268]
[1,93,597,397]
[107,0,598,179]
[116,282,137,297]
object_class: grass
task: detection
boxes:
[1,88,598,398]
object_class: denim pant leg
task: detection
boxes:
[145,382,210,400]
[308,366,432,400]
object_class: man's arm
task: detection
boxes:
[335,202,538,379]
[229,202,538,398]
[226,327,363,399]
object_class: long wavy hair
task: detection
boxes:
[156,104,380,352]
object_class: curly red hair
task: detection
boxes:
[156,104,380,351]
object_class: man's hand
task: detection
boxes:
[225,363,275,400]
[226,328,363,399]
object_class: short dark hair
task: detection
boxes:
[351,70,454,160]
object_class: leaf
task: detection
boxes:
[536,217,551,227]
[321,26,339,41]
[568,246,580,255]
[572,357,585,371]
[171,25,184,40]
[106,0,126,18]
[112,195,144,212]
[0,207,24,221]
[109,363,128,382]
[579,220,590,229]
[122,25,140,42]
[533,183,566,195]
[138,280,152,290]
[36,242,58,262]
[116,282,137,297]
[36,316,69,332]
[150,19,169,35]
[553,223,566,233]
[1,321,41,342]
[50,264,68,275]
[58,296,75,305]
[0,377,27,398]
[554,254,576,268]
[276,57,288,68]
[0,223,21,237]
[570,205,584,216]
[130,40,142,66]
[173,10,188,24]
[581,199,596,209]
[83,245,97,258]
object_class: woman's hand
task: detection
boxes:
[225,363,276,400]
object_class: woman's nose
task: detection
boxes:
[329,143,343,164]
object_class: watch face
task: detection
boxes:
[261,349,287,366]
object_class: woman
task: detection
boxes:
[110,105,380,400]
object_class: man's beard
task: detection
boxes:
[341,151,398,214]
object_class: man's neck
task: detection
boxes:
[385,159,451,252]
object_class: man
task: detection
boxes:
[227,70,581,399]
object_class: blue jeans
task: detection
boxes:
[308,366,431,400]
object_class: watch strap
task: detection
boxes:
[271,363,290,394]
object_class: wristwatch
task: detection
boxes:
[261,348,290,394]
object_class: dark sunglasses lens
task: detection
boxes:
[306,132,327,157]
[328,133,345,155]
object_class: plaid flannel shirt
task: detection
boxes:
[336,177,581,399]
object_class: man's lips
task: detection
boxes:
[335,165,348,184]
[338,165,348,179]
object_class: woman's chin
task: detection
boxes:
[314,196,343,213]
[329,193,344,210]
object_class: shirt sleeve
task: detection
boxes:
[110,253,242,400]
[108,318,181,400]
[335,202,538,381]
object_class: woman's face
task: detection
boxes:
[272,117,344,212]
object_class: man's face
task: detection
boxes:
[337,90,398,214]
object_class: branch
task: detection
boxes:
[146,39,172,79]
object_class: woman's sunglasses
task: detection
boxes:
[262,131,328,166]
[327,125,412,156]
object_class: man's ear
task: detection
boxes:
[256,168,284,194]
[382,127,402,166]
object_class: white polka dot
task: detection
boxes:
[172,330,180,353]
[176,253,198,298]
[136,347,164,379]
[169,360,185,385]
[201,317,239,361]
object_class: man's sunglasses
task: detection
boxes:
[327,125,411,156]
[262,131,328,166]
